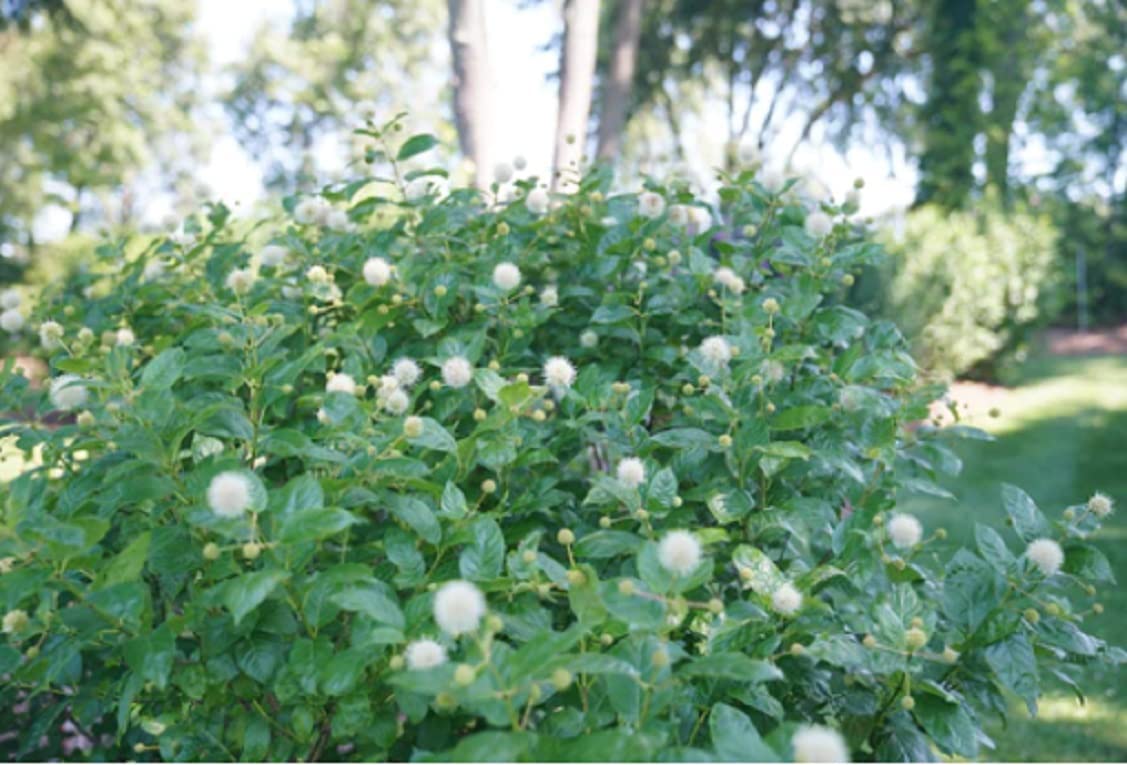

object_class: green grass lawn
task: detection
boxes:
[902,352,1127,762]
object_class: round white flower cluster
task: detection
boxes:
[700,336,732,368]
[616,457,645,489]
[543,356,576,390]
[579,330,598,348]
[1026,538,1064,577]
[1088,492,1113,518]
[540,285,559,308]
[433,580,486,636]
[887,513,922,550]
[0,300,24,333]
[259,244,288,268]
[792,724,849,762]
[225,267,256,295]
[363,257,393,287]
[669,204,712,230]
[713,266,746,294]
[441,356,474,388]
[294,196,333,226]
[326,372,357,395]
[115,327,135,347]
[392,357,421,387]
[805,210,834,238]
[48,374,87,411]
[657,530,702,576]
[637,191,665,219]
[405,638,447,670]
[405,176,446,202]
[492,262,521,291]
[39,320,64,350]
[207,471,253,519]
[771,582,802,615]
[526,187,550,216]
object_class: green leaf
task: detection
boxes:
[388,495,442,545]
[650,427,713,450]
[1001,483,1049,542]
[591,304,634,324]
[647,467,678,507]
[140,347,185,389]
[975,524,1014,570]
[732,545,786,596]
[427,732,538,762]
[277,507,359,544]
[223,569,289,625]
[124,623,176,690]
[396,133,438,160]
[95,532,150,590]
[407,417,458,453]
[710,703,778,762]
[459,517,505,580]
[507,626,584,682]
[681,654,783,683]
[331,585,405,630]
[984,632,1039,715]
[770,405,832,431]
[912,694,978,759]
[575,530,643,559]
[1063,543,1115,583]
[440,481,468,518]
[756,441,813,460]
[242,715,270,761]
[320,648,368,696]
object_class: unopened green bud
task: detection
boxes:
[557,528,575,546]
[551,668,572,690]
[905,627,928,651]
[454,663,475,686]
[203,542,221,561]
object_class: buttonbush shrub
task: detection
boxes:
[0,117,1121,761]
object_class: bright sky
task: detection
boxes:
[192,0,917,219]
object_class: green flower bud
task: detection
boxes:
[454,663,475,686]
[557,528,575,546]
[551,668,572,690]
[905,627,928,651]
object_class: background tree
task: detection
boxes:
[595,0,645,162]
[552,0,602,188]
[447,0,496,189]
[0,0,206,273]
[224,0,447,193]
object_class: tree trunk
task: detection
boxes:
[447,0,494,189]
[983,0,1032,202]
[915,0,980,210]
[595,0,644,164]
[553,0,602,190]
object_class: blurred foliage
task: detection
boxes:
[223,0,450,193]
[0,0,208,268]
[860,199,1062,381]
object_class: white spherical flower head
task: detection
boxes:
[207,471,253,519]
[294,197,326,225]
[658,531,702,576]
[142,259,167,281]
[225,267,256,295]
[405,176,445,202]
[887,513,923,550]
[700,336,732,367]
[383,388,410,415]
[1,309,25,333]
[405,639,448,670]
[771,582,802,615]
[39,321,64,350]
[492,262,521,291]
[0,288,21,309]
[579,329,598,348]
[327,209,349,230]
[762,360,786,383]
[433,580,486,636]
[260,244,288,268]
[378,374,401,396]
[713,266,746,294]
[526,187,550,215]
[1026,538,1064,577]
[115,327,135,347]
[543,356,577,389]
[540,285,559,308]
[326,373,357,395]
[441,356,474,388]
[362,257,393,287]
[392,358,421,387]
[616,457,646,489]
[806,210,834,238]
[759,167,786,192]
[638,191,665,219]
[49,374,88,411]
[513,155,528,171]
[493,162,514,184]
[1088,492,1113,518]
[793,725,849,763]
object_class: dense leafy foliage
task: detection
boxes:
[0,118,1120,761]
[864,199,1062,380]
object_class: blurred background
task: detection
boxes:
[0,0,1124,759]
